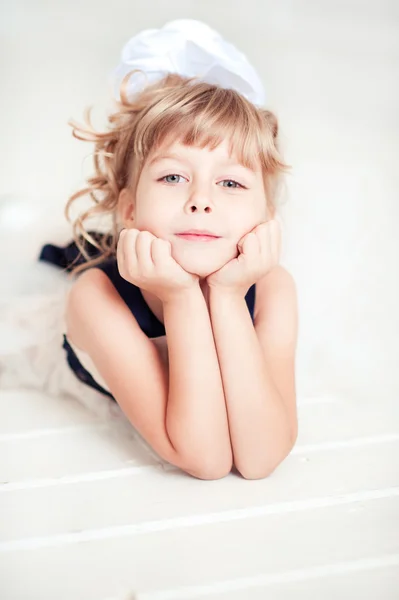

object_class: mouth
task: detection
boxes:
[175,229,221,242]
[175,234,220,242]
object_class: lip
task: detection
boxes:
[175,233,220,242]
[176,229,221,238]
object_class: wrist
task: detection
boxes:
[208,286,251,326]
[162,282,202,307]
[208,286,249,317]
[208,285,247,302]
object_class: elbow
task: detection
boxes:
[191,466,232,481]
[235,452,279,480]
[237,429,298,481]
[184,460,233,480]
[237,464,276,481]
[181,450,233,480]
[175,432,234,481]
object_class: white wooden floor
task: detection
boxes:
[1,387,399,599]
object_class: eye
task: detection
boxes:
[159,174,187,184]
[219,179,245,189]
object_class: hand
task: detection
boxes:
[206,220,281,295]
[117,228,199,302]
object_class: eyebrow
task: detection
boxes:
[223,159,257,174]
[148,153,185,166]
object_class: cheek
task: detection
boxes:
[134,197,170,234]
[228,216,259,243]
[228,197,266,229]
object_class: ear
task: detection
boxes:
[118,188,135,228]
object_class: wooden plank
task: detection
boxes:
[1,440,398,543]
[297,396,399,443]
[159,562,399,600]
[0,389,102,433]
[0,497,397,600]
[0,417,160,482]
[1,395,398,483]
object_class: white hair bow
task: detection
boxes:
[109,19,266,107]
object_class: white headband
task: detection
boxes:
[109,19,266,107]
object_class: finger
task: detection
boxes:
[124,228,140,278]
[151,238,172,268]
[116,228,132,278]
[237,230,252,253]
[238,221,267,252]
[136,230,156,272]
[252,222,268,259]
[269,220,281,262]
[125,228,140,258]
[240,231,260,256]
[116,229,127,270]
[250,221,268,238]
[264,221,274,262]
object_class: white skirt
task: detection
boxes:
[0,281,120,420]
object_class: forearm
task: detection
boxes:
[163,286,232,470]
[209,289,293,479]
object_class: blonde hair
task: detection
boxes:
[65,72,290,276]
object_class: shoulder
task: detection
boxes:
[260,264,296,288]
[253,265,299,355]
[254,265,298,323]
[65,267,129,352]
[67,267,120,313]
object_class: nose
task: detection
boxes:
[185,187,214,214]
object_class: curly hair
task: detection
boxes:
[65,71,290,276]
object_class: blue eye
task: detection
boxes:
[160,174,185,184]
[219,179,244,189]
[159,175,245,188]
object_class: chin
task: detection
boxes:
[171,239,237,277]
[173,253,230,279]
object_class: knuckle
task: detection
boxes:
[139,230,153,241]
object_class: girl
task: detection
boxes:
[5,20,299,480]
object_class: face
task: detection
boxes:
[121,138,269,277]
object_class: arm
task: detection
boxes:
[208,268,298,479]
[162,286,232,474]
[66,269,232,480]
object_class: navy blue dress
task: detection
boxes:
[39,231,256,401]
